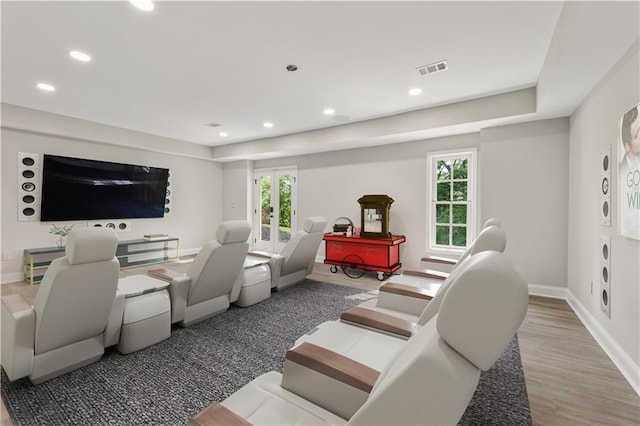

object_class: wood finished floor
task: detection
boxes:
[1,260,639,425]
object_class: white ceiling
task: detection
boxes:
[2,1,639,161]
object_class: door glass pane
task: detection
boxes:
[260,176,271,242]
[452,204,467,224]
[436,225,450,245]
[452,226,467,247]
[279,174,292,243]
[437,182,451,201]
[452,181,467,201]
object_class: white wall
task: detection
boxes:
[480,119,570,287]
[253,133,480,270]
[222,160,253,221]
[251,120,570,289]
[568,41,639,380]
[1,119,224,283]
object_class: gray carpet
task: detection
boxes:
[1,280,531,425]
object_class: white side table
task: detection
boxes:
[116,275,171,354]
[236,256,271,307]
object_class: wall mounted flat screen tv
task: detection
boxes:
[40,154,169,221]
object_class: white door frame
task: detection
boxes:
[252,167,297,253]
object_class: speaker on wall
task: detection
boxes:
[600,234,611,318]
[164,169,172,217]
[600,147,611,227]
[17,152,40,221]
[88,220,131,232]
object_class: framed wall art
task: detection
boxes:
[618,102,640,240]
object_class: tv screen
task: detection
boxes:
[40,154,169,221]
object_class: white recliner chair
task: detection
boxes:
[368,223,507,317]
[294,250,517,373]
[1,227,122,384]
[188,250,528,425]
[248,216,327,291]
[420,217,506,278]
[149,220,251,327]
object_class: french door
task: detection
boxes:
[252,167,297,253]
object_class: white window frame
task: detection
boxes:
[426,148,477,254]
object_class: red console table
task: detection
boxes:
[323,233,406,281]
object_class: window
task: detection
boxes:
[427,149,477,252]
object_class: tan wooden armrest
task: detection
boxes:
[148,267,183,282]
[247,250,274,259]
[189,402,251,426]
[420,255,457,266]
[286,342,379,393]
[340,306,415,338]
[403,268,448,280]
[380,282,434,301]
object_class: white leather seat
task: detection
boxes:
[189,250,528,425]
[150,220,251,327]
[1,228,122,384]
[248,216,327,291]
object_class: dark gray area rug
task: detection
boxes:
[1,280,531,425]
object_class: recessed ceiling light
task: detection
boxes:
[409,88,422,96]
[219,132,228,137]
[323,108,335,116]
[263,122,274,128]
[69,50,91,62]
[36,82,55,92]
[129,0,154,11]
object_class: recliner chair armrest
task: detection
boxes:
[188,402,252,426]
[420,255,457,266]
[1,294,35,381]
[285,342,379,392]
[281,342,380,419]
[266,254,285,288]
[168,275,192,324]
[247,250,275,260]
[340,306,416,338]
[403,268,448,280]
[380,282,434,301]
[149,267,184,282]
[104,290,125,347]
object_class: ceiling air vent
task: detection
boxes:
[416,60,448,76]
[204,122,221,128]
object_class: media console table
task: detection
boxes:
[23,237,179,285]
[323,233,406,281]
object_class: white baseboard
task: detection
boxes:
[528,282,639,396]
[180,247,200,257]
[1,272,23,285]
[528,283,568,299]
[565,291,640,396]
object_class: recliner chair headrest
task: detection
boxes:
[436,251,528,371]
[65,227,118,265]
[216,220,251,245]
[482,217,501,228]
[469,225,506,256]
[303,217,327,233]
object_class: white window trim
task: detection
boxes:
[426,148,477,255]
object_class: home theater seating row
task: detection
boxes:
[1,217,528,425]
[189,249,528,425]
[0,217,327,384]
